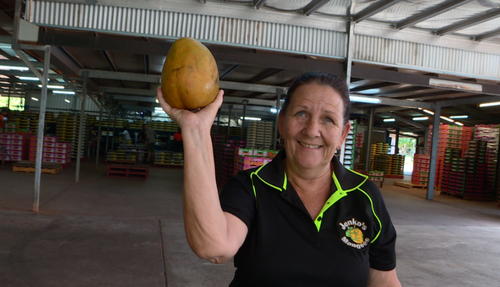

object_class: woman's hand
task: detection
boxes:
[156,88,224,131]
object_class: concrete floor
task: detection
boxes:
[0,161,499,287]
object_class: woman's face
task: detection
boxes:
[279,82,351,172]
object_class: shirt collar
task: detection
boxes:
[255,149,367,192]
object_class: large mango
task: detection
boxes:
[161,37,219,109]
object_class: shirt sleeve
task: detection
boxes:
[366,181,397,271]
[219,170,256,229]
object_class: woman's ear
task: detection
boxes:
[278,110,285,138]
[340,121,352,144]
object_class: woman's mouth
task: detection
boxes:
[299,141,322,149]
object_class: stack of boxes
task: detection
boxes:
[462,140,487,197]
[387,154,405,178]
[213,135,246,189]
[0,133,30,161]
[246,121,274,149]
[429,124,463,190]
[412,154,430,186]
[461,126,474,156]
[154,151,183,166]
[29,136,72,165]
[342,120,356,170]
[370,142,390,170]
[474,125,499,198]
[233,148,278,174]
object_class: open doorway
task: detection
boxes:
[398,137,417,174]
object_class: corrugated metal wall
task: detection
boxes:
[26,91,101,113]
[30,1,346,58]
[354,35,500,79]
[28,0,500,79]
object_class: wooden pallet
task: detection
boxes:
[105,160,136,165]
[12,161,63,174]
[394,181,427,189]
[107,165,148,179]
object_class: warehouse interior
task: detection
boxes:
[1,0,500,286]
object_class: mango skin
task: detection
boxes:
[161,37,219,109]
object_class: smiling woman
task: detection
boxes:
[156,71,401,287]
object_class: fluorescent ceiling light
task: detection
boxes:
[19,76,40,81]
[455,122,464,126]
[0,65,29,71]
[450,115,468,119]
[402,132,419,136]
[350,95,380,104]
[53,90,75,95]
[64,99,70,103]
[413,116,429,121]
[38,84,64,89]
[421,109,434,115]
[31,97,39,101]
[155,98,159,103]
[479,101,500,107]
[383,118,395,122]
[240,117,261,121]
[270,108,277,114]
[429,78,482,92]
[440,116,454,123]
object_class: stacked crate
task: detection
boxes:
[246,121,274,149]
[154,151,183,166]
[29,136,72,165]
[412,154,430,186]
[429,124,463,190]
[213,135,246,189]
[233,147,278,174]
[370,142,390,170]
[461,126,474,156]
[474,125,499,199]
[342,120,357,169]
[387,154,405,177]
[462,140,487,198]
[0,133,30,161]
[441,148,461,194]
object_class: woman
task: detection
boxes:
[157,72,401,287]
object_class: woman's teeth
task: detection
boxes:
[299,142,321,149]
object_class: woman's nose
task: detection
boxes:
[304,118,320,137]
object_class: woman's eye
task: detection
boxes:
[296,111,306,117]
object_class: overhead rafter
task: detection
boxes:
[350,82,398,92]
[455,105,500,124]
[386,113,426,130]
[253,0,267,9]
[249,68,283,83]
[353,0,404,23]
[473,27,500,42]
[303,0,331,16]
[395,0,473,29]
[220,65,241,80]
[436,7,500,36]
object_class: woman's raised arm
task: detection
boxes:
[157,88,248,264]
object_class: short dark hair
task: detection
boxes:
[281,72,350,125]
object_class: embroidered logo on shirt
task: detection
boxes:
[339,218,370,249]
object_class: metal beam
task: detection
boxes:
[75,72,87,183]
[436,8,500,36]
[386,113,426,130]
[220,65,240,80]
[439,95,500,107]
[100,86,156,96]
[345,20,354,88]
[474,27,500,42]
[82,69,160,83]
[303,0,331,16]
[395,0,473,29]
[365,108,375,171]
[350,82,398,92]
[427,102,441,200]
[353,0,404,23]
[253,0,267,9]
[455,105,500,124]
[351,65,500,96]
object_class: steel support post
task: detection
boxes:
[32,46,51,212]
[345,20,355,88]
[105,109,110,152]
[111,112,117,150]
[227,105,233,137]
[96,93,104,166]
[7,87,11,109]
[364,108,375,171]
[241,100,248,139]
[75,72,88,183]
[395,128,400,154]
[426,102,441,200]
[424,126,429,154]
[273,89,284,150]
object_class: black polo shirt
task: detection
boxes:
[220,150,397,287]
